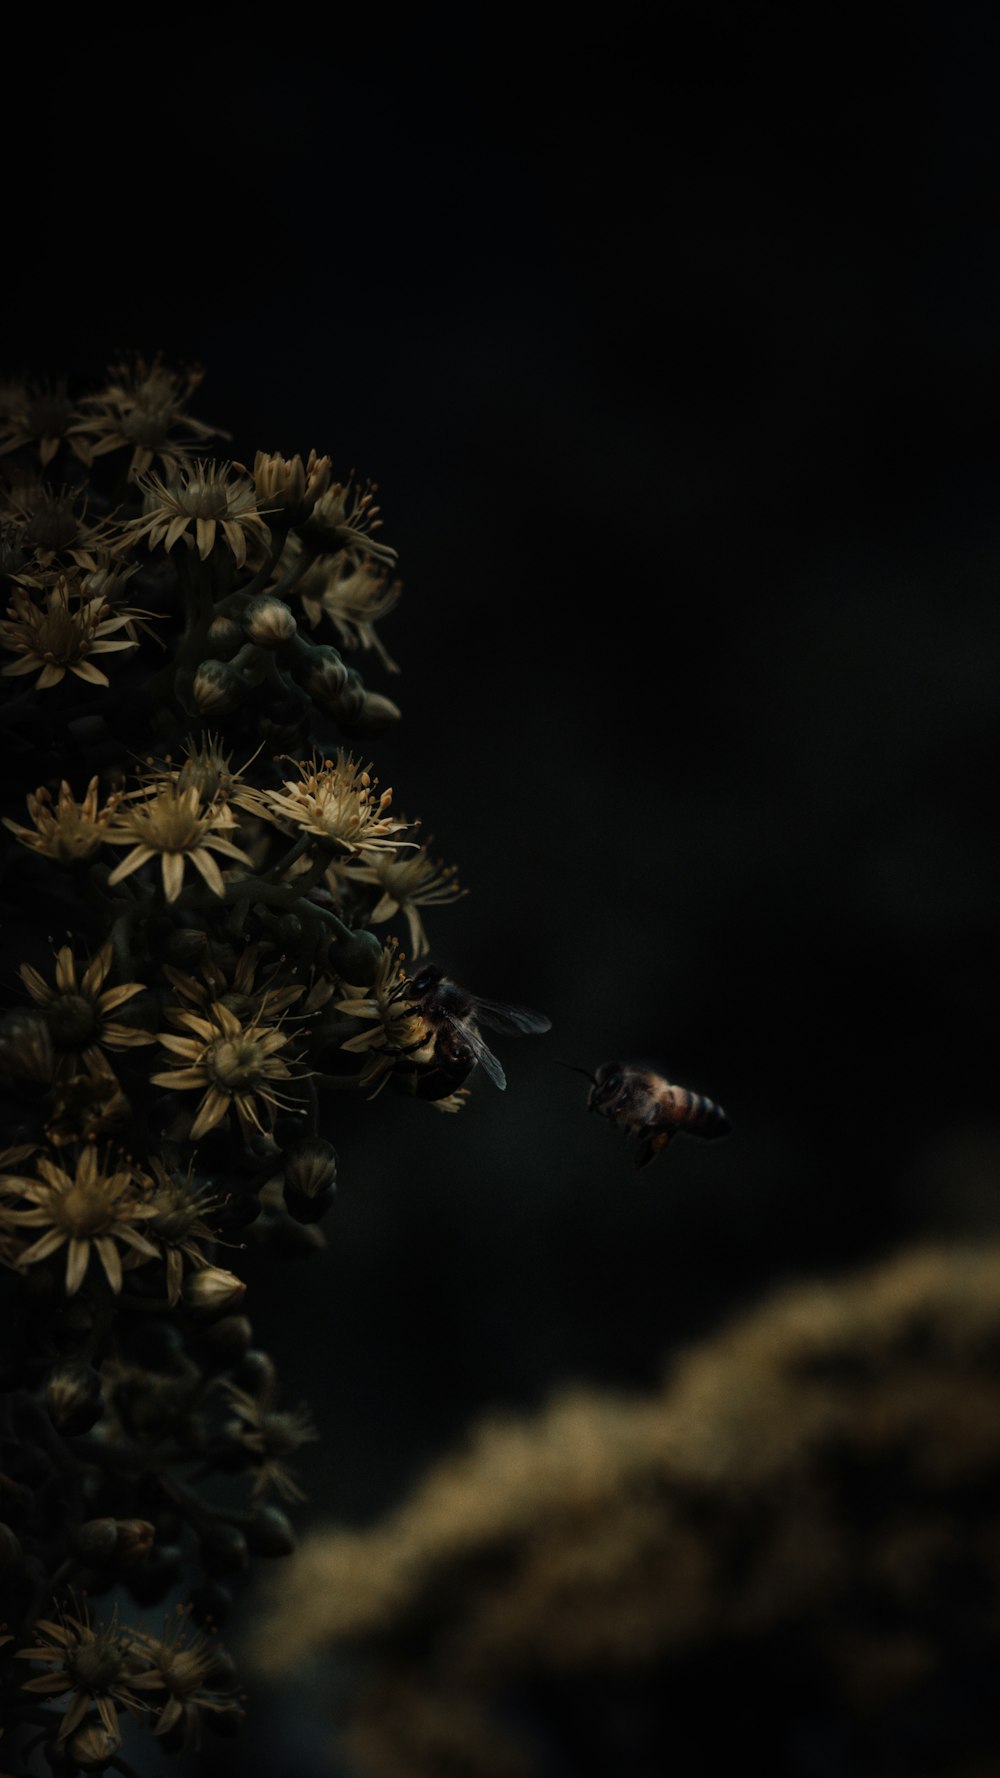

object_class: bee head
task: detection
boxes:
[409,964,444,997]
[589,1060,625,1114]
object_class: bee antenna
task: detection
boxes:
[554,1059,597,1083]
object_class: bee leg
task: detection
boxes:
[634,1128,674,1168]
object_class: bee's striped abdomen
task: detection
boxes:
[669,1083,731,1139]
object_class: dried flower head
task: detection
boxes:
[299,554,402,672]
[104,780,253,902]
[347,840,466,957]
[260,751,408,855]
[127,460,273,566]
[15,1600,153,1743]
[0,379,94,467]
[0,1146,158,1294]
[19,941,153,1068]
[78,353,223,479]
[151,999,303,1141]
[0,575,141,689]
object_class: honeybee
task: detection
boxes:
[571,1061,731,1168]
[393,965,551,1101]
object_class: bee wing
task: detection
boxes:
[472,997,552,1037]
[456,1018,507,1090]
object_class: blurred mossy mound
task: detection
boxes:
[258,1244,1000,1778]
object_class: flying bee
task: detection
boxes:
[391,965,551,1101]
[568,1061,731,1168]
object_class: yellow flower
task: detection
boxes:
[335,938,434,1094]
[0,576,141,689]
[346,839,466,957]
[260,751,408,855]
[45,1053,131,1149]
[2,774,121,863]
[151,1000,302,1141]
[301,478,397,565]
[0,1147,159,1295]
[0,379,95,467]
[104,781,253,902]
[0,479,126,571]
[298,554,401,672]
[222,1375,317,1501]
[131,1608,241,1744]
[247,448,333,523]
[76,353,224,480]
[19,941,153,1069]
[161,939,305,1029]
[144,1156,227,1307]
[14,1600,154,1742]
[127,460,273,566]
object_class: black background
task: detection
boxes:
[9,6,1000,1771]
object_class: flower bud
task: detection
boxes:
[0,1521,24,1572]
[243,594,297,648]
[0,1009,54,1083]
[283,1137,337,1199]
[192,659,240,714]
[195,1313,254,1369]
[246,1503,297,1557]
[344,689,403,734]
[237,1348,278,1397]
[66,1723,122,1771]
[201,1520,249,1576]
[46,1364,103,1435]
[205,612,245,658]
[73,1518,120,1563]
[190,1580,233,1627]
[301,643,348,705]
[183,1267,247,1315]
[113,1517,156,1565]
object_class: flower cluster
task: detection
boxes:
[0,359,545,1775]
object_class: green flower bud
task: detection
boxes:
[66,1723,122,1771]
[244,595,297,648]
[192,659,240,714]
[183,1267,247,1315]
[283,1137,337,1199]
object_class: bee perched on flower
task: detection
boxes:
[334,938,435,1094]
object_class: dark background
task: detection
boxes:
[10,6,1000,1771]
